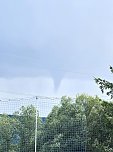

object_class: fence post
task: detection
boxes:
[35,96,38,152]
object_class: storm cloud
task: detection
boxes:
[0,0,113,92]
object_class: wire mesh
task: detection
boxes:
[0,95,113,152]
[0,97,37,152]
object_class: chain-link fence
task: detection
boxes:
[0,95,113,152]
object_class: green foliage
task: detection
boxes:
[95,66,113,98]
[39,95,99,151]
[0,105,42,152]
[1,95,113,151]
[39,95,113,152]
[0,115,19,152]
[14,105,42,152]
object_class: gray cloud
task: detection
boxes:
[0,0,113,89]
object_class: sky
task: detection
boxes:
[0,0,113,103]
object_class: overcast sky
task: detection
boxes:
[0,0,113,100]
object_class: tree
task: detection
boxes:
[39,95,103,152]
[75,95,103,152]
[0,114,19,152]
[90,100,113,152]
[95,66,113,98]
[39,96,86,151]
[39,95,113,152]
[0,105,42,152]
[14,105,42,152]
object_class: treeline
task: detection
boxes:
[0,95,113,152]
